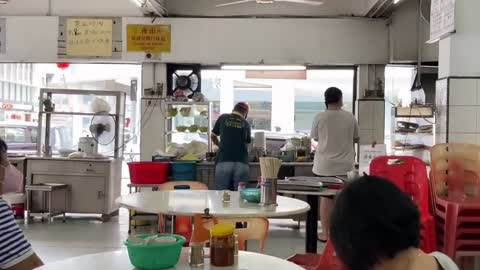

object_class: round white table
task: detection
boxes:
[116,190,310,218]
[36,250,304,270]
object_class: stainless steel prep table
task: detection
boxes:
[25,156,122,221]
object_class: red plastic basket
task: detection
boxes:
[128,162,169,184]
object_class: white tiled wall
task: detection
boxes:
[435,79,448,143]
[359,129,374,145]
[449,79,477,106]
[448,106,476,133]
[447,78,480,144]
[357,100,385,144]
[449,133,476,144]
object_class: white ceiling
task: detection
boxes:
[164,0,382,17]
[0,0,385,17]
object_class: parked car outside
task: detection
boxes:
[0,122,37,151]
[0,122,74,153]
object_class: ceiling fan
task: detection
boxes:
[132,0,167,16]
[216,0,324,7]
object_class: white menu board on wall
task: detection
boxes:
[66,18,113,57]
[429,0,456,42]
[359,144,387,175]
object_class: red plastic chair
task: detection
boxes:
[190,214,218,243]
[287,253,322,270]
[370,156,437,253]
[287,240,347,270]
[431,144,480,258]
[317,240,348,270]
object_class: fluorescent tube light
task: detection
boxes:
[393,0,400,4]
[221,65,306,71]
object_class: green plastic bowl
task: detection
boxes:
[241,188,261,203]
[124,234,185,270]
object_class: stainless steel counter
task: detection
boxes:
[197,161,314,166]
[9,157,27,163]
[196,161,314,189]
[24,155,114,162]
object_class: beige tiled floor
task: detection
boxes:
[20,210,326,264]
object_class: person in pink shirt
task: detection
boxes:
[0,139,43,270]
[0,140,24,195]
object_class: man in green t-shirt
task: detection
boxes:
[211,102,251,190]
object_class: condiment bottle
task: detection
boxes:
[189,242,205,267]
[210,223,235,267]
[238,182,246,201]
[222,191,231,202]
[234,234,239,265]
[234,234,239,256]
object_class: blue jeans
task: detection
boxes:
[214,162,250,191]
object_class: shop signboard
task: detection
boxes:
[0,102,33,111]
[126,24,171,53]
[65,18,113,57]
[429,0,456,43]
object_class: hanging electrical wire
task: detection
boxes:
[419,0,431,24]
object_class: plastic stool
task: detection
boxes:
[26,183,68,224]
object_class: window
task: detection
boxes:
[0,127,26,143]
[30,128,38,143]
[384,66,415,149]
[235,88,272,130]
[294,70,355,134]
[201,68,356,138]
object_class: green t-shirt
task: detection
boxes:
[212,113,251,164]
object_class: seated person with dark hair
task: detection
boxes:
[0,139,43,270]
[330,176,458,270]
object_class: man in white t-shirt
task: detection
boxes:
[310,87,359,242]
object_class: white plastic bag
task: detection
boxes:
[91,98,111,113]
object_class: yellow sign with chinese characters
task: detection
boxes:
[66,18,113,57]
[126,24,171,53]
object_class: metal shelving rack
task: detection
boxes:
[391,106,435,164]
[164,101,212,153]
[37,88,126,158]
